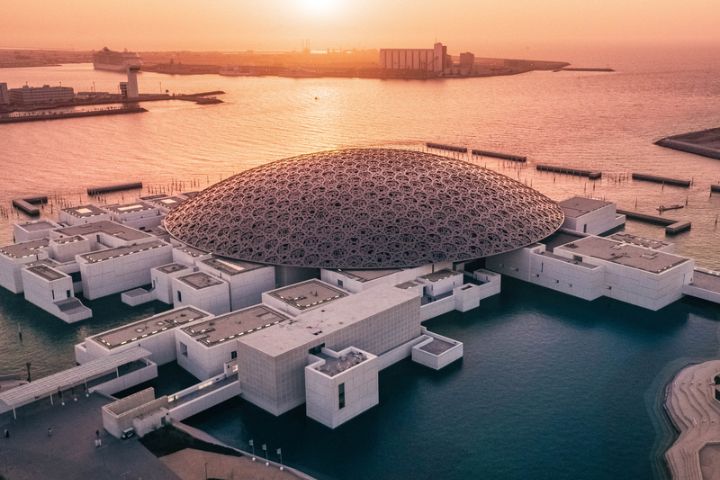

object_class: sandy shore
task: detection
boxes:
[161,448,303,480]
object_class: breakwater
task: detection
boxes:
[0,106,147,124]
[617,209,691,235]
[425,142,467,153]
[632,173,691,188]
[536,164,601,179]
[87,182,143,196]
[471,149,526,162]
[11,195,48,216]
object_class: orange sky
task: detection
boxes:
[3,0,719,56]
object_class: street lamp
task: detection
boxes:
[262,443,269,466]
[249,439,256,461]
[277,448,284,471]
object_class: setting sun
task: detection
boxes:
[300,0,337,16]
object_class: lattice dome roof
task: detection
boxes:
[164,149,564,269]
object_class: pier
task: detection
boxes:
[631,173,691,188]
[0,106,147,124]
[11,196,48,216]
[471,149,527,162]
[616,209,691,235]
[536,164,601,179]
[87,182,143,196]
[426,142,467,153]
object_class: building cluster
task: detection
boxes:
[1,148,719,438]
[0,68,140,107]
[378,42,477,76]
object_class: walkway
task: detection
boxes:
[665,360,720,480]
[0,392,178,480]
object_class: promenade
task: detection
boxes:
[665,360,720,480]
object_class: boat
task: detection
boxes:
[93,47,142,72]
[657,204,684,213]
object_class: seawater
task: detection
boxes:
[1,46,719,479]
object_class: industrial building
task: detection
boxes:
[378,43,449,74]
[8,84,75,105]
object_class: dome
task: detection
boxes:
[164,148,564,269]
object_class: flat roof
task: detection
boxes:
[52,235,86,245]
[557,236,689,274]
[241,285,419,357]
[396,280,422,289]
[0,347,151,409]
[559,197,612,219]
[609,233,671,250]
[419,338,456,355]
[178,271,225,290]
[538,250,598,269]
[335,269,400,283]
[268,279,347,311]
[55,220,152,242]
[541,230,586,252]
[202,257,265,276]
[0,238,49,259]
[80,239,168,263]
[61,204,108,218]
[145,196,187,210]
[419,269,461,282]
[26,264,66,281]
[182,305,288,347]
[175,244,209,258]
[104,202,156,214]
[691,270,720,294]
[314,350,368,377]
[156,263,188,274]
[17,220,57,232]
[91,307,210,349]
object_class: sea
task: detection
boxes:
[1,45,719,479]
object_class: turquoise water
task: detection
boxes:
[185,279,720,479]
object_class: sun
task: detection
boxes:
[300,0,336,16]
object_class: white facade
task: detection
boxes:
[0,239,50,293]
[21,265,92,323]
[305,347,379,429]
[197,257,276,310]
[171,272,231,315]
[58,205,111,225]
[8,85,74,105]
[150,263,192,304]
[105,202,163,230]
[126,66,140,99]
[559,196,626,235]
[411,329,464,370]
[13,220,60,243]
[78,240,173,300]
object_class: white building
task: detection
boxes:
[0,239,50,293]
[171,271,230,315]
[13,220,60,243]
[150,263,192,304]
[559,196,626,235]
[379,42,448,74]
[8,84,75,105]
[75,306,212,365]
[58,205,111,225]
[21,264,91,322]
[197,257,276,310]
[103,202,164,231]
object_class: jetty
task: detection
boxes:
[710,184,720,194]
[0,106,146,124]
[632,173,691,188]
[471,149,526,162]
[11,195,48,216]
[426,142,467,153]
[655,128,720,161]
[87,182,143,196]
[616,209,691,235]
[558,67,615,72]
[536,164,601,179]
[664,360,720,480]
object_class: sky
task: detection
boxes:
[3,0,719,57]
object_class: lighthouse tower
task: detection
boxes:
[126,66,140,99]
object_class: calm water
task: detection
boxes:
[1,47,719,478]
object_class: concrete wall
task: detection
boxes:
[83,330,181,367]
[79,243,172,300]
[21,267,90,322]
[151,265,192,304]
[175,331,238,380]
[13,221,60,242]
[90,361,158,396]
[486,246,536,281]
[0,249,49,294]
[305,348,379,429]
[562,204,625,235]
[49,237,93,262]
[171,276,230,315]
[411,329,463,370]
[198,264,276,310]
[528,251,605,301]
[168,378,241,422]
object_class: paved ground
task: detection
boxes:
[700,444,720,480]
[0,392,179,480]
[161,448,300,480]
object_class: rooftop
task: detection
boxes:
[17,220,57,232]
[201,257,265,276]
[52,235,86,245]
[268,279,347,311]
[144,196,187,210]
[103,202,156,214]
[314,350,368,377]
[419,338,457,355]
[182,305,288,347]
[609,233,671,250]
[55,220,152,242]
[335,269,400,283]
[541,230,586,252]
[156,263,189,274]
[419,268,461,282]
[0,238,49,259]
[396,280,422,289]
[175,244,209,258]
[25,264,66,281]
[559,196,612,218]
[557,236,689,274]
[241,285,420,357]
[90,306,210,349]
[80,239,168,263]
[691,270,720,293]
[61,204,108,218]
[538,250,598,269]
[178,271,225,290]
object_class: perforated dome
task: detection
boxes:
[164,148,564,269]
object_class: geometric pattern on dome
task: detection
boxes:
[164,148,564,269]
